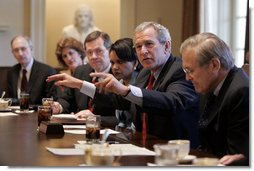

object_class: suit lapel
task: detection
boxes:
[153,56,175,90]
[206,67,237,125]
[27,61,37,93]
[12,65,21,97]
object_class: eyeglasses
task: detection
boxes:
[86,48,105,57]
[182,67,194,75]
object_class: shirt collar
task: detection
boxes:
[213,73,228,96]
[152,55,170,80]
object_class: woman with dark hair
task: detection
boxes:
[55,37,85,75]
[109,38,141,130]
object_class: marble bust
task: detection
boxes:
[62,4,100,44]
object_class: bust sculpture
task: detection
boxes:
[62,4,100,44]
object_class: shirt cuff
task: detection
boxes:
[80,81,96,98]
[124,85,143,106]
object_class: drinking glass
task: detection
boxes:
[86,115,101,143]
[38,105,52,126]
[20,93,29,112]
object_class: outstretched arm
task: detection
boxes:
[89,72,130,96]
[46,73,83,89]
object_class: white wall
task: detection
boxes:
[45,0,120,67]
[0,0,26,66]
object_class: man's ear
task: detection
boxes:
[164,40,171,54]
[211,57,221,71]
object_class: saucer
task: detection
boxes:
[178,155,197,164]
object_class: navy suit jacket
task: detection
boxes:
[199,66,249,165]
[6,60,57,105]
[133,55,200,147]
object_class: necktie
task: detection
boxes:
[142,74,155,145]
[87,78,98,112]
[21,69,27,92]
[198,93,216,129]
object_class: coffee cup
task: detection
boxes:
[0,98,12,111]
[153,143,179,166]
[168,139,190,160]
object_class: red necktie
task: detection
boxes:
[142,74,155,145]
[21,69,27,92]
[87,78,98,112]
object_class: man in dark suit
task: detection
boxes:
[48,22,200,147]
[180,32,249,165]
[52,31,116,122]
[7,35,57,105]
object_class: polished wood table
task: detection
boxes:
[0,111,215,166]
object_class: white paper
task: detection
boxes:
[63,125,86,129]
[75,143,155,156]
[46,147,84,155]
[64,129,119,135]
[0,112,18,116]
[14,110,34,114]
[8,106,20,110]
[51,114,77,119]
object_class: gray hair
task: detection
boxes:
[180,32,234,70]
[10,35,33,49]
[134,21,171,48]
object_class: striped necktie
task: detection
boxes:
[21,69,28,92]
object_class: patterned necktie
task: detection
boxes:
[198,93,216,129]
[21,69,27,92]
[142,74,155,145]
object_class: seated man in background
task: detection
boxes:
[6,35,57,105]
[180,32,249,166]
[52,31,117,125]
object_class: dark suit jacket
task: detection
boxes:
[200,66,249,165]
[134,55,200,147]
[58,64,116,117]
[6,60,57,105]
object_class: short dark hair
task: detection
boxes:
[84,31,112,50]
[110,38,137,62]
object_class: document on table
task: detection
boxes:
[46,147,84,155]
[0,112,18,117]
[63,125,86,129]
[51,114,77,119]
[46,144,155,156]
[64,129,119,135]
[75,143,156,156]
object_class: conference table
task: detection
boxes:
[0,109,216,166]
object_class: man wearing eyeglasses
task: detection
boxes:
[6,35,57,105]
[52,31,117,123]
[180,32,249,166]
